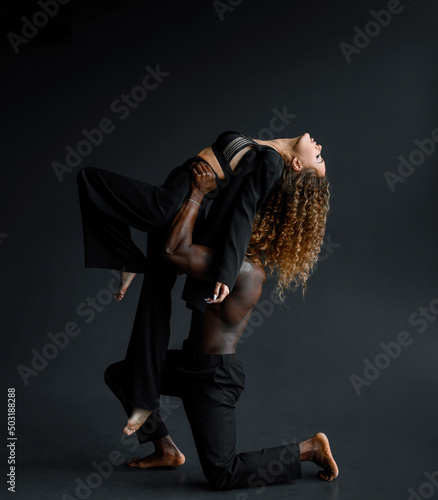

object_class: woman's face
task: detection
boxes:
[289,133,326,177]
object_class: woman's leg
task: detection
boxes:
[76,161,195,272]
[122,232,179,414]
[125,349,186,469]
[104,361,169,442]
[105,354,185,468]
[77,167,148,272]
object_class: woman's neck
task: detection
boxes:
[253,138,291,157]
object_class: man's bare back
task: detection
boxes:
[187,258,266,354]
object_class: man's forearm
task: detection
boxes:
[164,189,203,255]
[162,188,217,281]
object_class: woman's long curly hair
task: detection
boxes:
[246,166,330,299]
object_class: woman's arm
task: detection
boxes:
[214,152,284,291]
[162,162,219,283]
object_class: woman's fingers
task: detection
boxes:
[215,284,230,303]
[206,282,230,304]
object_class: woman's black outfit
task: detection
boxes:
[77,131,284,410]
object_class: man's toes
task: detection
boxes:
[127,457,139,466]
[318,470,336,482]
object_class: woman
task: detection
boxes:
[77,130,327,434]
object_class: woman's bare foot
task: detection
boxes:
[299,432,339,482]
[114,271,137,301]
[127,435,185,469]
[123,408,152,436]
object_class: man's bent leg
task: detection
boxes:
[177,350,301,491]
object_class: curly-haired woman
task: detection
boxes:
[77,130,329,435]
[246,143,329,299]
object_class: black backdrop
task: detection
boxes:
[1,1,438,499]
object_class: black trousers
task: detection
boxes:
[77,159,206,410]
[104,346,301,491]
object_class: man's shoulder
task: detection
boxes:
[231,258,266,307]
[239,258,266,285]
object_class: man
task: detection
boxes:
[105,163,338,490]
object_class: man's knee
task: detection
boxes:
[204,468,234,491]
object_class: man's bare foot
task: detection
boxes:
[299,432,339,482]
[127,435,185,469]
[114,271,137,301]
[123,408,152,436]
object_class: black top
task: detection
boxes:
[212,131,258,173]
[183,130,285,312]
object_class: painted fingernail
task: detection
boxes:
[213,294,218,301]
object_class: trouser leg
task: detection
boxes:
[76,160,194,271]
[77,167,148,271]
[123,231,179,411]
[177,351,301,491]
[104,350,182,444]
[104,360,169,443]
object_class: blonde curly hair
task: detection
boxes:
[246,167,330,299]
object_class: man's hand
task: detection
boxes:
[190,162,217,195]
[206,281,230,304]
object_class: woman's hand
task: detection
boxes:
[190,161,217,195]
[206,281,230,304]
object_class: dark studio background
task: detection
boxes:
[1,1,438,499]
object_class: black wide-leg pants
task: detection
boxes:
[77,161,198,272]
[104,347,301,491]
[77,159,206,410]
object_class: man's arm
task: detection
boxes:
[162,162,221,284]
